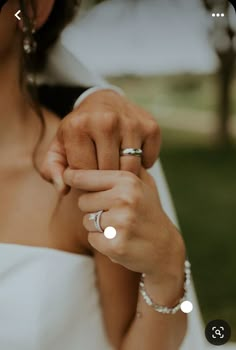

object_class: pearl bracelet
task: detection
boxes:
[139,260,191,315]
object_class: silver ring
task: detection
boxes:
[89,210,104,233]
[120,148,143,157]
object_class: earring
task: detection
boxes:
[23,23,37,55]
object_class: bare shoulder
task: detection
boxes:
[94,250,140,348]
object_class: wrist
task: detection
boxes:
[144,265,185,307]
[144,224,186,306]
[139,259,191,315]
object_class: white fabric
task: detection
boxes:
[43,42,107,87]
[0,165,235,349]
[35,3,234,348]
[0,244,113,350]
[74,85,125,108]
[149,162,235,349]
[47,0,218,77]
[149,162,207,349]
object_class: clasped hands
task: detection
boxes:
[41,90,185,290]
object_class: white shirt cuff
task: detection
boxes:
[73,85,125,109]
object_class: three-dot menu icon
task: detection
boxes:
[212,13,225,17]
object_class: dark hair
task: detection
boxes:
[20,0,80,73]
[18,0,81,167]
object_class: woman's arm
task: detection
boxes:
[94,252,140,349]
[95,231,187,350]
[64,168,188,350]
[119,234,187,350]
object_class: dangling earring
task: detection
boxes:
[23,21,37,55]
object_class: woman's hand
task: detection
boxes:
[63,167,186,295]
[41,90,160,194]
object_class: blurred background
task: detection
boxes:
[69,0,236,340]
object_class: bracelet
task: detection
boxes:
[139,260,191,315]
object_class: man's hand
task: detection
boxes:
[41,89,161,193]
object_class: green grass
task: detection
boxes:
[109,74,236,340]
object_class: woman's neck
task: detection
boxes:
[0,55,41,161]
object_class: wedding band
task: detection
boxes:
[89,210,104,233]
[120,148,143,157]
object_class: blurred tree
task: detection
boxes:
[203,0,236,146]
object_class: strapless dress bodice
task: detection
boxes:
[0,243,113,350]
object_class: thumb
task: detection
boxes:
[139,167,157,189]
[40,137,68,194]
[140,167,161,205]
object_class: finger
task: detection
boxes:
[78,190,114,212]
[84,208,131,237]
[88,229,129,260]
[63,118,97,170]
[40,137,68,194]
[63,169,119,191]
[120,132,142,176]
[142,119,161,168]
[139,168,161,204]
[95,138,120,170]
[139,167,157,189]
[83,210,111,232]
[93,113,120,170]
[88,231,115,255]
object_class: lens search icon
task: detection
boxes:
[205,320,231,346]
[212,327,224,339]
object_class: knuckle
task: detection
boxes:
[67,113,89,133]
[67,116,80,130]
[117,192,131,206]
[100,112,119,133]
[70,171,80,188]
[127,191,141,208]
[117,173,142,206]
[120,210,136,230]
[112,239,127,257]
[147,120,161,138]
[118,188,141,208]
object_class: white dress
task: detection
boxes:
[0,244,113,350]
[0,163,235,349]
[15,2,235,346]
